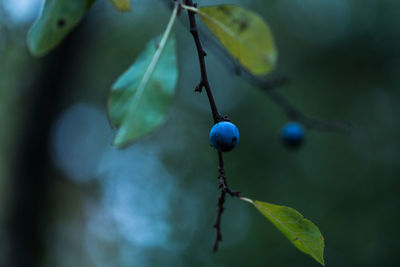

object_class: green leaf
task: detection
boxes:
[109,0,131,12]
[197,4,277,76]
[27,0,96,57]
[108,35,178,148]
[242,197,325,265]
[108,2,179,148]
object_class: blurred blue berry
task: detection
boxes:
[281,122,304,149]
[209,121,239,152]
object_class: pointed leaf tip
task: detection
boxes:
[242,198,325,265]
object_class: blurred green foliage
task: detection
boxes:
[27,0,95,57]
[1,0,400,267]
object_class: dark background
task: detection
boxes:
[1,0,399,266]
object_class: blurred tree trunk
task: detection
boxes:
[5,20,89,267]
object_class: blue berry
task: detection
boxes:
[281,122,304,149]
[209,121,239,152]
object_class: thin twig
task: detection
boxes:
[217,152,241,197]
[203,29,353,132]
[184,0,241,252]
[207,33,353,132]
[213,188,225,252]
[176,0,353,133]
[184,0,221,123]
[213,152,241,252]
[265,90,354,133]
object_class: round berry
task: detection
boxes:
[209,121,239,152]
[281,121,305,149]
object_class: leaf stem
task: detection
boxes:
[180,3,198,13]
[239,197,253,204]
[125,1,179,123]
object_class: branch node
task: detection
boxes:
[222,115,230,122]
[195,81,204,92]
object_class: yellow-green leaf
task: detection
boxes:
[242,197,325,265]
[109,0,131,12]
[197,4,277,76]
[27,0,96,57]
